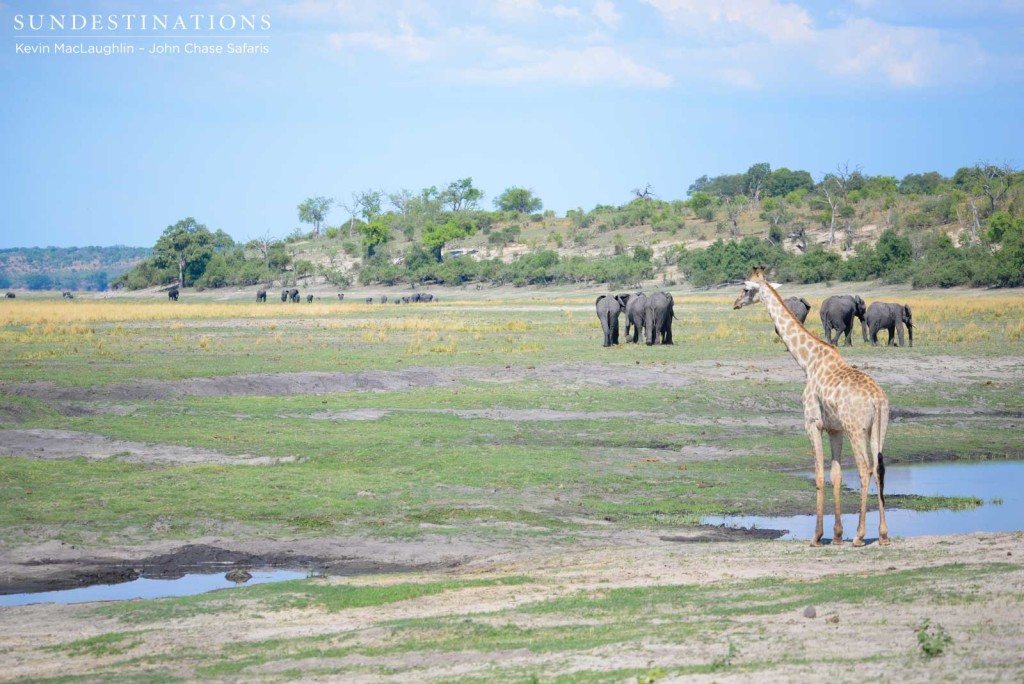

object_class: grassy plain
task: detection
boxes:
[1,284,1023,681]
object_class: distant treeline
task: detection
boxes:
[27,162,1024,292]
[0,245,150,291]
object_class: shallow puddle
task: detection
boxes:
[0,569,309,607]
[703,459,1024,541]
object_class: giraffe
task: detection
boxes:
[733,266,890,547]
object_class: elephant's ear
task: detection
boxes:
[801,298,811,309]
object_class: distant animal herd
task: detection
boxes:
[154,287,436,306]
[596,290,913,348]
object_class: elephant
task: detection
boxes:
[167,287,179,301]
[866,302,913,347]
[402,296,411,304]
[281,289,289,302]
[256,289,267,303]
[595,293,630,347]
[5,292,14,298]
[62,291,75,299]
[306,294,314,303]
[365,297,373,304]
[644,291,675,345]
[775,296,811,339]
[784,297,812,324]
[289,288,300,303]
[820,294,866,346]
[380,295,388,304]
[624,292,647,344]
[337,293,345,301]
[421,293,434,302]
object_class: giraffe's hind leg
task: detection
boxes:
[849,430,872,547]
[805,410,827,547]
[828,431,844,545]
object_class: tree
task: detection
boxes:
[297,196,333,238]
[815,175,843,245]
[356,189,384,223]
[744,162,771,203]
[495,187,543,213]
[360,218,391,258]
[631,183,656,201]
[422,219,473,261]
[153,217,214,287]
[440,177,483,213]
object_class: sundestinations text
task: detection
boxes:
[12,14,271,32]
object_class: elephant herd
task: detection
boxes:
[252,289,435,305]
[596,291,913,348]
[596,291,675,347]
[816,295,913,348]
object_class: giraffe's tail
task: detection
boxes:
[877,452,886,506]
[875,398,886,506]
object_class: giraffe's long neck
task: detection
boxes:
[758,283,825,373]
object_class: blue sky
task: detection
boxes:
[1,0,1022,248]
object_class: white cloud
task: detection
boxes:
[461,45,672,88]
[593,0,622,30]
[817,18,985,88]
[327,13,435,61]
[640,0,815,44]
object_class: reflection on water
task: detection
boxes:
[703,460,1024,541]
[0,569,309,607]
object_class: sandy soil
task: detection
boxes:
[0,531,1021,682]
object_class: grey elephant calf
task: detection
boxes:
[866,302,913,347]
[820,294,866,346]
[595,293,631,347]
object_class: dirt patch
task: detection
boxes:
[309,407,661,422]
[0,429,294,466]
[6,355,1022,404]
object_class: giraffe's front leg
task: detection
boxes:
[805,410,826,547]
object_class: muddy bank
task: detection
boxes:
[0,534,499,596]
[0,522,795,597]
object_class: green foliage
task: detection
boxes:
[359,218,391,258]
[495,186,543,214]
[676,237,787,287]
[687,191,715,213]
[422,218,475,261]
[916,619,953,658]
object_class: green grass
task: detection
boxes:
[3,294,1022,546]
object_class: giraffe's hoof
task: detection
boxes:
[832,538,844,546]
[852,538,865,547]
[879,536,890,546]
[809,540,823,548]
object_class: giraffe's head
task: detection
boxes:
[733,266,770,309]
